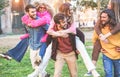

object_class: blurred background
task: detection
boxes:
[0,0,109,34]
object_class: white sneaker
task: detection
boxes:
[84,72,92,76]
[38,73,42,77]
[36,55,42,63]
[27,71,38,77]
[91,70,100,77]
[0,53,12,60]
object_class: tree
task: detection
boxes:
[101,0,109,9]
[0,0,9,15]
[80,0,97,9]
[0,0,9,34]
[79,0,109,9]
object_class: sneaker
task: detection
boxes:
[27,71,38,77]
[45,73,50,77]
[91,70,100,77]
[0,53,12,60]
[84,72,92,76]
[39,73,50,77]
[36,55,42,62]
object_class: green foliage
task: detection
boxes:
[79,0,109,9]
[0,0,9,10]
[80,0,97,8]
[101,0,109,9]
[0,0,9,15]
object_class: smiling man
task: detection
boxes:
[93,9,120,77]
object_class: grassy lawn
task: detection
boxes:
[0,41,105,77]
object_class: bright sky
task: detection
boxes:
[93,0,97,2]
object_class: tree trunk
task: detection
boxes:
[0,0,13,34]
[97,0,100,18]
[23,0,31,6]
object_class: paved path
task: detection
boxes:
[83,31,93,41]
[0,34,21,48]
[0,30,93,48]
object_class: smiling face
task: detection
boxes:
[28,8,37,19]
[38,4,47,13]
[54,13,67,30]
[58,18,67,29]
[100,12,110,25]
[67,6,73,16]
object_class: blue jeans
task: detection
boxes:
[39,42,47,59]
[8,38,29,62]
[103,54,120,77]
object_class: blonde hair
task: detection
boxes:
[33,2,54,18]
[33,1,40,10]
[39,3,54,18]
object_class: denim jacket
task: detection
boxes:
[26,17,49,50]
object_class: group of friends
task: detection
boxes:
[1,0,120,77]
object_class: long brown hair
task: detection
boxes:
[59,2,74,25]
[110,0,120,23]
[100,9,116,29]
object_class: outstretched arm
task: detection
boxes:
[47,20,76,37]
[95,19,120,41]
[30,13,52,28]
[94,19,101,35]
[21,14,51,28]
[111,23,120,34]
[21,14,32,25]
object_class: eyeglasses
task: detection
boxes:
[39,6,46,9]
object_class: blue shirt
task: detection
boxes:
[27,17,49,50]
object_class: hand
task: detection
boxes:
[52,32,68,38]
[99,34,106,41]
[101,48,107,53]
[52,32,61,38]
[27,24,31,27]
[102,39,109,44]
[62,33,69,38]
[76,50,80,54]
[99,32,111,41]
[99,34,109,43]
[57,31,69,38]
[59,29,71,34]
[116,46,120,52]
[104,32,111,38]
[92,60,97,66]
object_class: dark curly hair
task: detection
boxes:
[54,13,65,24]
[25,4,36,12]
[100,9,116,29]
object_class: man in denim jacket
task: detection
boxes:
[22,4,49,77]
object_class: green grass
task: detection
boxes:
[0,41,105,77]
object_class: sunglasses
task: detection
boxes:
[39,6,46,9]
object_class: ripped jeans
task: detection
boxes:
[103,54,120,77]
